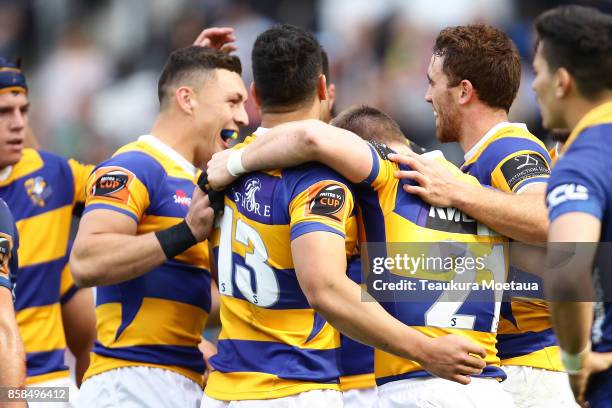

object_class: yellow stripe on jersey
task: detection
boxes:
[15,205,72,267]
[95,299,207,348]
[339,373,376,391]
[218,296,339,350]
[17,304,64,352]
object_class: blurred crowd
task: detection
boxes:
[2,0,611,164]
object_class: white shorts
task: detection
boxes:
[376,377,515,408]
[27,377,79,408]
[78,366,203,408]
[502,365,579,408]
[200,389,343,408]
[343,387,377,408]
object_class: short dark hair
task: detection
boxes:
[252,24,323,111]
[331,105,406,145]
[535,5,612,100]
[433,24,521,112]
[158,46,242,108]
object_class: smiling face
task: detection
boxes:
[424,54,461,143]
[190,69,248,166]
[531,42,567,130]
[0,91,29,169]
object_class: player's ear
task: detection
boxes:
[317,74,328,101]
[327,83,336,111]
[458,79,474,105]
[555,67,572,99]
[175,86,195,115]
[250,82,262,110]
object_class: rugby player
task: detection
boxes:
[0,198,25,394]
[532,5,612,407]
[70,46,247,407]
[386,24,573,407]
[321,48,377,408]
[202,25,489,408]
[0,58,95,405]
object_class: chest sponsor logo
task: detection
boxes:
[173,189,191,206]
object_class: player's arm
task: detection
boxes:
[206,119,373,189]
[61,286,95,387]
[70,185,214,287]
[0,288,25,390]
[390,150,549,242]
[292,232,487,385]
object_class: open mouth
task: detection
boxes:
[219,129,238,149]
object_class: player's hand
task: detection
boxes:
[388,150,464,208]
[569,351,612,407]
[185,185,215,242]
[198,338,217,386]
[418,334,487,385]
[206,149,238,191]
[193,27,237,52]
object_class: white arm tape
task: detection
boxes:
[227,147,246,177]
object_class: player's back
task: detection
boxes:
[206,133,357,401]
[356,142,508,385]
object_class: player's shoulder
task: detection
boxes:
[282,162,352,189]
[98,139,166,181]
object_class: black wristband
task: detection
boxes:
[155,220,198,259]
[197,172,225,215]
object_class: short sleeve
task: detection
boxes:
[546,140,607,223]
[68,158,95,205]
[479,138,552,193]
[286,166,355,242]
[83,152,159,222]
[361,141,397,191]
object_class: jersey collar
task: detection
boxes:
[0,166,12,182]
[463,121,527,163]
[138,134,197,177]
[561,101,612,156]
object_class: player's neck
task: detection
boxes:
[388,141,412,155]
[260,103,321,128]
[459,108,509,153]
[564,91,612,131]
[149,114,196,165]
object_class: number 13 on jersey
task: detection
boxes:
[216,205,280,307]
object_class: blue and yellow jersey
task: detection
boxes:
[82,135,211,386]
[205,132,357,401]
[546,102,612,355]
[0,148,92,384]
[355,142,508,386]
[0,198,18,292]
[461,122,561,371]
[339,255,375,391]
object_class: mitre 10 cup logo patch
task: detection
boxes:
[91,167,134,204]
[305,181,347,222]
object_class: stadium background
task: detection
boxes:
[2,0,611,165]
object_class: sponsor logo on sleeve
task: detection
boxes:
[547,184,589,208]
[500,153,551,191]
[305,181,348,222]
[90,167,135,204]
